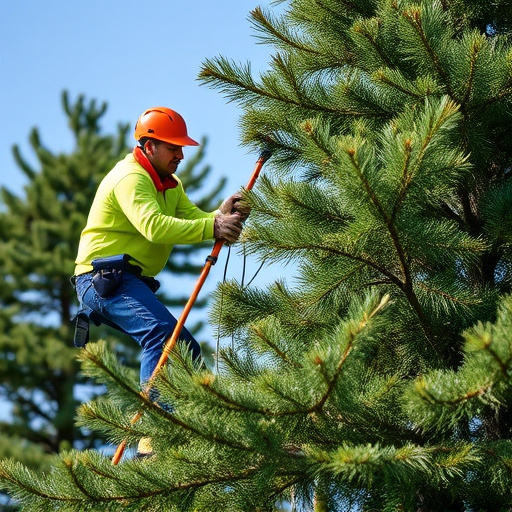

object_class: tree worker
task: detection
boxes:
[72,107,248,455]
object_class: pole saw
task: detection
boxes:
[112,147,272,465]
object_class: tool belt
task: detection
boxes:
[71,254,160,347]
[91,253,160,296]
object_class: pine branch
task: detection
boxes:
[251,324,303,368]
[471,78,512,113]
[153,379,258,453]
[400,4,455,97]
[460,33,483,106]
[250,6,321,55]
[343,149,412,293]
[312,294,390,412]
[200,56,390,118]
[353,19,396,69]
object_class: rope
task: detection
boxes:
[214,243,267,372]
[242,258,266,289]
[241,244,247,287]
[215,245,231,373]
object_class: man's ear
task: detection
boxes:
[143,139,157,156]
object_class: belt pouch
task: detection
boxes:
[73,311,90,348]
[91,254,129,297]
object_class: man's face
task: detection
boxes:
[145,140,184,178]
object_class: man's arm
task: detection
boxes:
[113,174,215,244]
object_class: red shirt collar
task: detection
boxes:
[132,146,178,191]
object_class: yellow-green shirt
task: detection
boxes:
[75,153,216,277]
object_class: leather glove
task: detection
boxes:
[219,192,251,221]
[214,213,243,244]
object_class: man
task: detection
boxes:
[73,107,246,455]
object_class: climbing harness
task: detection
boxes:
[111,148,272,465]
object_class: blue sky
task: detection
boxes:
[0,0,275,194]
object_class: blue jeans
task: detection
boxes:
[75,272,201,385]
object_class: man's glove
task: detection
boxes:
[214,213,243,244]
[219,192,251,221]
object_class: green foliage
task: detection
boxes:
[405,295,512,434]
[0,91,131,460]
[1,0,512,510]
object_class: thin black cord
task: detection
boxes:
[243,258,266,289]
[241,244,247,288]
[223,244,232,282]
[215,243,267,369]
[215,245,231,374]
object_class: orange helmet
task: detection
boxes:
[134,107,199,146]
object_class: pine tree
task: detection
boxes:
[1,1,512,510]
[0,93,224,508]
[0,92,130,457]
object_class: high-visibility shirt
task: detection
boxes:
[75,152,216,277]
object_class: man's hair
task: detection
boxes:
[138,137,160,150]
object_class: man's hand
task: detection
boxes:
[214,213,243,244]
[219,192,251,221]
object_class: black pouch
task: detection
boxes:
[73,311,91,348]
[71,308,102,348]
[91,254,130,298]
[92,269,123,297]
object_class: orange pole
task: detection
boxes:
[112,148,271,464]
